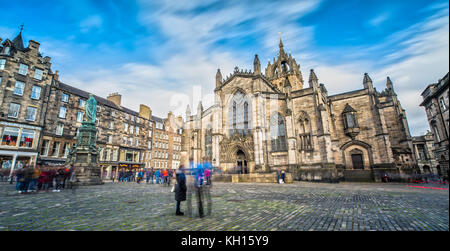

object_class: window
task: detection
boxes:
[56,124,64,136]
[346,114,356,128]
[111,111,115,117]
[108,135,113,144]
[148,141,152,149]
[18,64,28,75]
[61,93,69,102]
[135,139,139,147]
[123,136,127,145]
[14,81,25,96]
[26,107,37,121]
[51,142,61,157]
[136,126,139,135]
[137,117,140,123]
[8,103,20,118]
[31,85,41,99]
[63,143,70,158]
[3,47,10,55]
[109,121,114,129]
[433,125,441,142]
[1,127,19,146]
[270,113,287,151]
[149,130,152,137]
[440,97,447,110]
[77,111,84,122]
[58,107,67,118]
[34,69,43,80]
[342,104,358,129]
[124,123,128,132]
[131,116,135,122]
[0,59,6,70]
[125,114,129,120]
[40,140,49,156]
[79,99,86,108]
[19,129,34,148]
[130,125,134,134]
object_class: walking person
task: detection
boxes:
[281,170,286,184]
[15,168,24,193]
[163,169,169,186]
[67,166,78,194]
[155,169,160,184]
[23,165,33,193]
[175,165,187,216]
[53,168,64,192]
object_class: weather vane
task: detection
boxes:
[19,23,24,33]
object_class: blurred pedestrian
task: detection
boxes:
[175,165,187,216]
[155,169,160,184]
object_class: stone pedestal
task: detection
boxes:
[68,122,103,186]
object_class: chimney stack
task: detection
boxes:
[107,93,122,107]
[139,104,151,120]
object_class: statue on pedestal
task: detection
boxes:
[66,94,103,186]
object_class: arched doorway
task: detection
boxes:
[236,149,248,174]
[423,165,431,174]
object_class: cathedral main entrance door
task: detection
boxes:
[236,149,248,174]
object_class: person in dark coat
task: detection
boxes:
[175,165,187,216]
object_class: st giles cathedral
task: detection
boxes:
[182,39,415,181]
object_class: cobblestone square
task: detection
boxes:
[0,181,448,231]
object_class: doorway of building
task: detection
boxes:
[236,149,248,174]
[351,154,364,169]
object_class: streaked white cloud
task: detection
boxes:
[52,0,447,137]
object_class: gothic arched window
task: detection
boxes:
[233,101,237,131]
[228,90,251,137]
[244,102,249,136]
[205,126,213,160]
[270,113,287,151]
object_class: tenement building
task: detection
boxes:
[1,30,183,178]
[0,30,53,172]
[412,132,439,174]
[182,39,416,181]
[420,72,449,177]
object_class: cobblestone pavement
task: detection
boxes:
[0,181,448,231]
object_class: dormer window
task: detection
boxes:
[342,103,360,139]
[3,47,10,55]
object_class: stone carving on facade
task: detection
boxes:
[219,132,254,162]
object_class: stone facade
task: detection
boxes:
[1,31,184,178]
[420,72,449,178]
[182,39,416,182]
[0,31,53,178]
[412,132,439,174]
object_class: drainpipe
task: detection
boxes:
[36,73,55,165]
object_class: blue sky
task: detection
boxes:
[1,0,448,136]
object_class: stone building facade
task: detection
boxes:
[420,72,449,177]
[412,132,439,174]
[1,30,183,178]
[0,31,53,174]
[182,39,416,181]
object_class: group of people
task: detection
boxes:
[174,157,213,217]
[11,165,77,193]
[276,170,286,184]
[116,168,175,185]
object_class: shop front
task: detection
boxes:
[0,150,38,181]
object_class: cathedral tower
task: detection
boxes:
[264,37,304,92]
